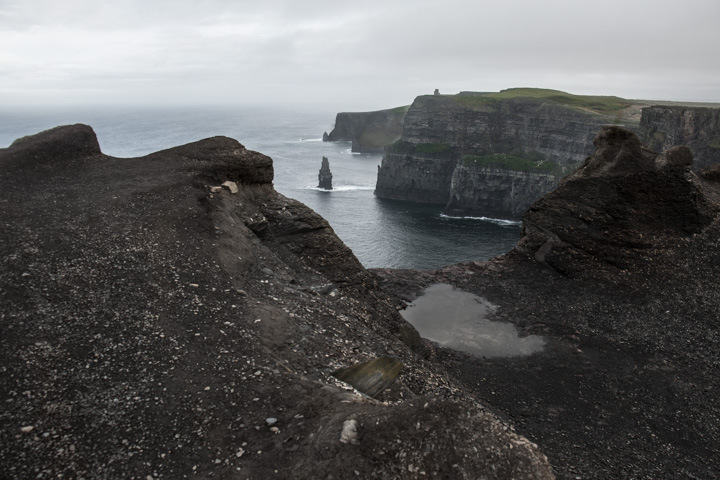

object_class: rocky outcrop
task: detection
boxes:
[375,90,627,217]
[373,127,720,479]
[324,107,408,153]
[318,156,332,189]
[639,105,720,170]
[517,126,719,276]
[4,123,101,165]
[0,125,554,479]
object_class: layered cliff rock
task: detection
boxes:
[324,106,408,153]
[445,166,558,218]
[0,125,553,479]
[639,105,720,170]
[375,89,640,218]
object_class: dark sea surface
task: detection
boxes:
[0,106,521,269]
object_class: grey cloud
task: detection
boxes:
[1,0,719,108]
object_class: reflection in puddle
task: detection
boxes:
[400,284,545,357]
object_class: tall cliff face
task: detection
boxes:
[375,90,628,216]
[374,148,458,203]
[445,166,558,218]
[398,94,608,165]
[639,106,720,170]
[324,107,408,153]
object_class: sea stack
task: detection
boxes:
[318,156,333,189]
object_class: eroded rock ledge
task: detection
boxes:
[518,126,719,276]
[0,125,553,479]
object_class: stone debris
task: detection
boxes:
[340,419,358,444]
[221,181,239,194]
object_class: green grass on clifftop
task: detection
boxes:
[453,88,635,115]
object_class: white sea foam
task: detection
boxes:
[305,185,375,192]
[440,213,521,226]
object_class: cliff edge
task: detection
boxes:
[0,125,553,479]
[375,89,638,218]
[324,106,408,153]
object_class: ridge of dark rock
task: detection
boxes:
[2,124,101,166]
[0,125,553,479]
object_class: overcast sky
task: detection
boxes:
[2,0,719,111]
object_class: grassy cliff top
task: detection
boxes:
[450,88,641,115]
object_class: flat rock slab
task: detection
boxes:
[332,357,403,398]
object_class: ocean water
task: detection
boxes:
[0,106,521,269]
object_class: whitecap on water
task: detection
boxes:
[439,213,521,227]
[304,185,375,192]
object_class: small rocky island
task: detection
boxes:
[318,156,332,190]
[2,123,720,479]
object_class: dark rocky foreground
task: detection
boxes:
[0,125,553,479]
[376,127,720,479]
[3,124,720,480]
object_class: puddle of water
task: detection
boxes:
[400,283,545,357]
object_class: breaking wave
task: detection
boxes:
[440,214,521,227]
[305,185,375,192]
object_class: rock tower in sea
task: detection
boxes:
[318,156,333,190]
